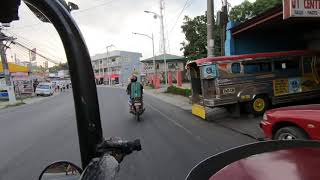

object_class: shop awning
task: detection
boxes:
[95,74,120,79]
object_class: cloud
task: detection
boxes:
[6,0,251,64]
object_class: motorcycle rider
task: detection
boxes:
[126,75,143,113]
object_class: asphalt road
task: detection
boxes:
[0,87,255,180]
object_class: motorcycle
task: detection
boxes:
[129,97,144,121]
[6,1,320,180]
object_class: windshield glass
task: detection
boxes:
[1,0,320,180]
[37,85,50,89]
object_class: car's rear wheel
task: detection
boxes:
[274,126,309,140]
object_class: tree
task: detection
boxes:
[229,0,282,23]
[180,13,221,60]
[49,62,68,73]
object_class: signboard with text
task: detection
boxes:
[283,0,320,19]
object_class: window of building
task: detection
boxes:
[243,62,271,74]
[168,63,176,69]
[231,63,241,74]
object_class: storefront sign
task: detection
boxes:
[283,0,320,19]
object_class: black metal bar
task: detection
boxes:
[23,0,103,168]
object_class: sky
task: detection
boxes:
[3,0,251,66]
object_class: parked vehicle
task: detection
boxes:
[187,51,320,116]
[260,104,320,140]
[35,83,54,96]
[12,1,320,180]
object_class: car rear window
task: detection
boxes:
[38,85,50,89]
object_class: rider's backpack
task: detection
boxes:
[131,82,141,98]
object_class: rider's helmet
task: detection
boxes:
[130,75,137,82]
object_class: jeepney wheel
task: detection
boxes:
[246,95,269,116]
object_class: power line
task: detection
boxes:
[5,30,66,61]
[169,0,192,33]
[14,40,62,63]
[73,0,115,14]
[12,41,60,64]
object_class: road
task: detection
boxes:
[0,87,255,180]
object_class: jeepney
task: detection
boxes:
[187,50,320,118]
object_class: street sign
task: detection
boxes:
[283,0,320,19]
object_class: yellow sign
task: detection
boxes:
[0,63,29,73]
[273,79,289,96]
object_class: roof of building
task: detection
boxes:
[187,50,316,67]
[230,5,320,36]
[230,5,283,36]
[141,54,185,63]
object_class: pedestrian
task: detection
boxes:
[33,79,39,93]
[66,84,69,90]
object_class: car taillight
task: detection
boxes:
[263,113,268,120]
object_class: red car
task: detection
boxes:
[260,104,320,140]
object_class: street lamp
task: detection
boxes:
[132,32,156,81]
[106,44,114,86]
[144,9,168,87]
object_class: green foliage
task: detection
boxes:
[49,62,68,73]
[229,0,282,23]
[180,13,222,61]
[167,86,191,97]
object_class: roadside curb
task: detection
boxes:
[144,89,192,111]
[0,91,65,111]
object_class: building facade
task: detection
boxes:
[224,5,320,56]
[91,50,142,85]
[141,54,188,84]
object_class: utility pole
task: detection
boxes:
[144,1,167,87]
[132,32,156,80]
[0,30,16,104]
[106,44,114,86]
[221,0,228,56]
[160,0,168,87]
[207,0,215,57]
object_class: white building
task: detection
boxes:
[91,50,142,85]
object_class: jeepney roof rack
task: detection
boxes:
[186,50,317,68]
